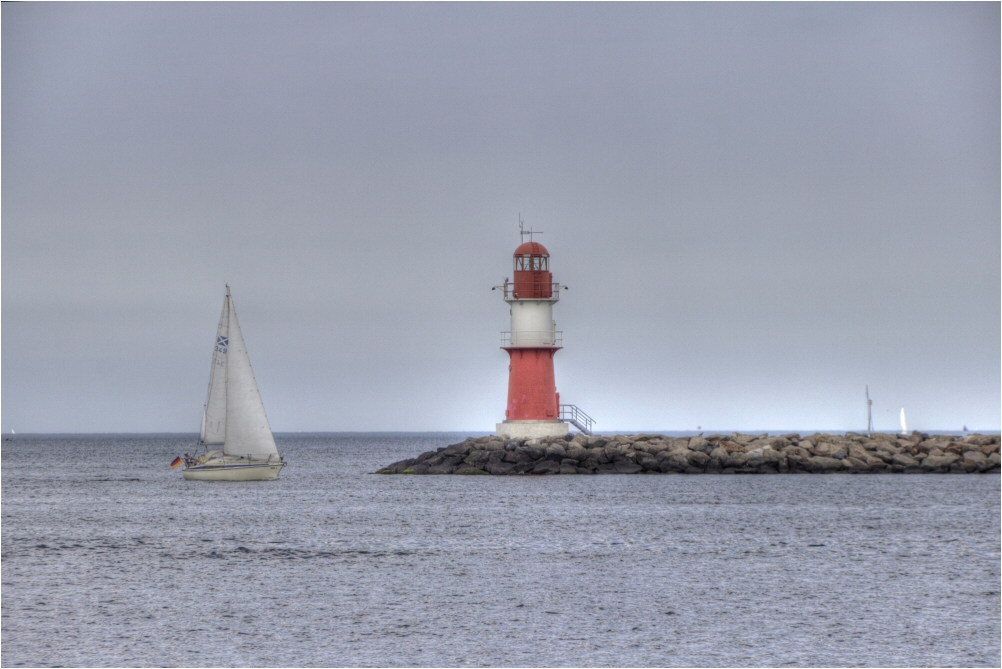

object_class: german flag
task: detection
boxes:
[171,456,183,469]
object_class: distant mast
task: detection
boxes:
[900,408,908,435]
[865,386,873,436]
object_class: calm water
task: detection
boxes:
[2,434,999,667]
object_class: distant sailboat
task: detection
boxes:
[178,286,285,481]
[865,386,873,436]
[900,408,908,435]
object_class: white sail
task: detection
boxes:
[200,293,230,444]
[900,408,908,435]
[223,293,279,459]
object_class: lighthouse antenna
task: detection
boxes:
[518,214,544,243]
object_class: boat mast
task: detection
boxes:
[865,385,873,436]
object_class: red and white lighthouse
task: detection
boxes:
[495,232,593,439]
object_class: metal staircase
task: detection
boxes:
[559,404,595,435]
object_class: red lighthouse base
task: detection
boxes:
[497,347,569,439]
[504,347,559,420]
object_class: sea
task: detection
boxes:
[2,434,999,667]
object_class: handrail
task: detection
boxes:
[501,331,563,347]
[493,282,563,301]
[560,404,595,435]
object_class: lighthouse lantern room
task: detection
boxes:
[494,229,593,439]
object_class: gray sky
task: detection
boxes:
[3,3,999,433]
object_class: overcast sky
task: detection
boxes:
[3,3,999,433]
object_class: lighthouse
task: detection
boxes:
[495,229,594,439]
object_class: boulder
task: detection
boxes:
[637,454,660,472]
[426,464,456,474]
[988,452,1001,469]
[848,445,870,461]
[464,451,491,467]
[963,450,987,465]
[386,458,416,472]
[545,445,567,462]
[981,442,1001,455]
[921,453,959,471]
[723,440,746,453]
[532,460,561,475]
[808,456,843,473]
[847,457,871,471]
[660,455,689,473]
[687,451,711,467]
[442,442,473,457]
[647,440,669,454]
[614,461,643,474]
[689,436,710,452]
[891,453,918,468]
[486,450,506,465]
[524,446,546,461]
[487,461,515,475]
[504,449,532,464]
[558,464,578,475]
[455,465,489,475]
[864,455,887,470]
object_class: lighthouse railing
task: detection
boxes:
[502,331,563,347]
[560,405,595,435]
[493,282,562,301]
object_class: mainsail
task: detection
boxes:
[200,293,230,445]
[900,408,908,435]
[222,292,279,459]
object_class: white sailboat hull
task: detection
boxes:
[183,462,285,481]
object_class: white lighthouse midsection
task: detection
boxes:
[508,300,557,347]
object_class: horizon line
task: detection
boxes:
[3,429,998,437]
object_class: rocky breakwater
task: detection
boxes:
[377,432,1001,475]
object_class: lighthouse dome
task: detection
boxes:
[514,241,549,257]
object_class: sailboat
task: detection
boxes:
[900,408,908,436]
[180,286,286,481]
